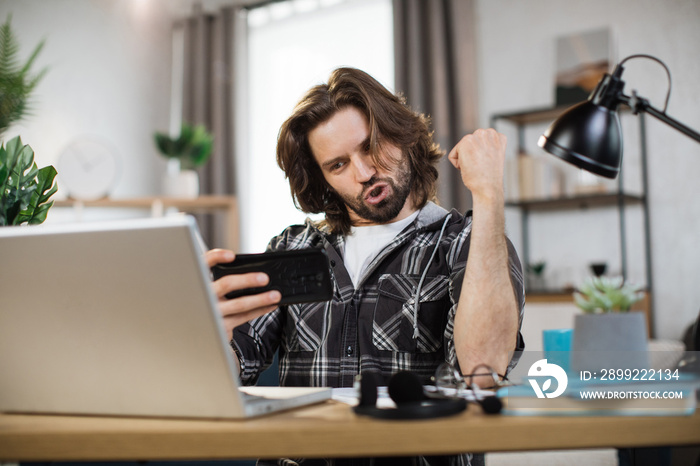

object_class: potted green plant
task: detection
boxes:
[0,14,47,140]
[526,261,546,292]
[0,15,55,226]
[154,123,214,198]
[1,136,58,226]
[570,276,649,373]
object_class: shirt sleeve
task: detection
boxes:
[230,225,307,385]
[232,307,285,386]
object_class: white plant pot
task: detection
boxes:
[163,160,199,199]
[571,312,649,373]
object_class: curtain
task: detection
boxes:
[181,5,238,249]
[393,0,478,214]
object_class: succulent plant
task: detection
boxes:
[573,276,644,314]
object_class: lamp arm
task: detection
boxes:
[619,92,700,144]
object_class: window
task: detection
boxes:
[237,0,394,252]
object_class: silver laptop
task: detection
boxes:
[0,215,330,419]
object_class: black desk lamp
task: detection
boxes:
[538,54,700,179]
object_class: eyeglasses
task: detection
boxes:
[432,362,511,395]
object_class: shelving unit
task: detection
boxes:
[491,105,654,328]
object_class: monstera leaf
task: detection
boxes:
[0,135,57,226]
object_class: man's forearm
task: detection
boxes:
[454,196,519,376]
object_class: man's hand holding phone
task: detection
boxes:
[205,249,281,340]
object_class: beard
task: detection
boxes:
[337,158,414,225]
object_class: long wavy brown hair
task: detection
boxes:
[276,67,443,235]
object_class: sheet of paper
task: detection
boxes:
[332,385,494,407]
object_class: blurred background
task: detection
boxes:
[1,0,699,344]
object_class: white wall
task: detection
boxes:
[475,0,700,340]
[0,0,175,199]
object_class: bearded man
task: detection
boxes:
[207,67,525,466]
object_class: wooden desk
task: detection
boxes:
[2,402,699,461]
[54,196,239,251]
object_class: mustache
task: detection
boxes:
[361,176,392,190]
[362,176,379,189]
[360,176,392,199]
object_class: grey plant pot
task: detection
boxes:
[571,312,650,373]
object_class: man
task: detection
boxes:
[207,68,524,465]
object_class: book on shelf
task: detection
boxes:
[505,153,566,202]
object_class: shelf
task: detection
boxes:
[53,195,239,250]
[54,195,236,212]
[490,105,574,125]
[491,104,631,126]
[526,290,653,334]
[493,105,653,335]
[506,193,645,211]
[527,289,650,300]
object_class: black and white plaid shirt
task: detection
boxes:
[233,202,525,388]
[233,202,525,466]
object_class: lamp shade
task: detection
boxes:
[538,100,622,179]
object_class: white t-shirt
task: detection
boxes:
[343,210,419,287]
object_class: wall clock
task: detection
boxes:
[57,137,121,201]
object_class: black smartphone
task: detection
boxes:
[211,248,334,305]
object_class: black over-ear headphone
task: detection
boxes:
[353,371,467,420]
